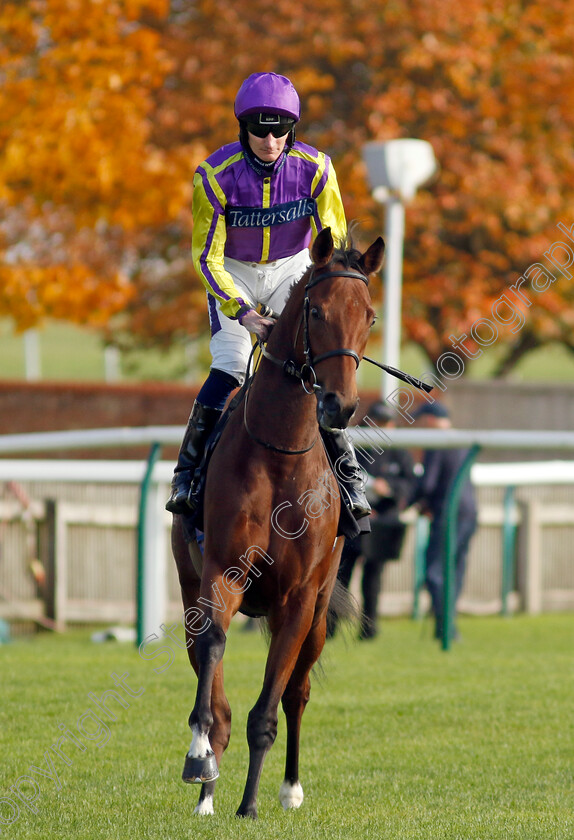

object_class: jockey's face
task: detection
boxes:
[247,130,289,162]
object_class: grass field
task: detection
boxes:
[1,614,573,839]
[3,317,574,384]
[0,320,198,383]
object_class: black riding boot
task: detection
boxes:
[321,429,371,520]
[165,402,223,515]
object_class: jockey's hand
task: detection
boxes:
[239,309,276,341]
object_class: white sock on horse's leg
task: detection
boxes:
[188,725,213,759]
[279,780,304,809]
[194,794,214,815]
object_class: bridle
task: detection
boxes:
[243,265,369,455]
[259,266,369,396]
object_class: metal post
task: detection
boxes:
[382,198,405,400]
[501,485,517,616]
[136,442,163,646]
[442,444,481,651]
[44,498,66,632]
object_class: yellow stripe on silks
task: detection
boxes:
[310,151,327,195]
[289,149,347,247]
[261,177,272,262]
[202,152,244,208]
[289,148,320,165]
[314,158,347,248]
[191,168,249,319]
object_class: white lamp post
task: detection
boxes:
[362,139,438,399]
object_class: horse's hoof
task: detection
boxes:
[182,752,219,784]
[235,805,258,820]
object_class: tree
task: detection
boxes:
[150,0,574,371]
[0,0,200,339]
[363,0,574,371]
[2,0,574,376]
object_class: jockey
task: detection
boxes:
[166,71,370,520]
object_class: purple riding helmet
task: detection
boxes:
[234,72,301,123]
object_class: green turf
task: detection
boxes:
[3,317,574,385]
[356,338,574,389]
[0,320,207,383]
[1,614,572,839]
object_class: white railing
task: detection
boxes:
[1,427,574,641]
[3,425,574,454]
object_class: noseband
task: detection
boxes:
[260,267,369,395]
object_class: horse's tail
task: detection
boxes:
[253,579,359,644]
[307,581,360,684]
[326,579,360,638]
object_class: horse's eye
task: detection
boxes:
[310,307,321,320]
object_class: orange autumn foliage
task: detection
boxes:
[2,0,574,372]
[0,0,200,339]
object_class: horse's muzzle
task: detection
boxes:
[316,391,358,431]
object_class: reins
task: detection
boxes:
[242,263,433,453]
[242,341,319,455]
[258,267,369,393]
[242,266,368,454]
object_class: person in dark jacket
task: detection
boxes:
[334,401,416,639]
[408,402,478,641]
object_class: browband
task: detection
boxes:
[305,269,369,290]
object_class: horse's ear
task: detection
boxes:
[357,236,385,276]
[311,227,334,267]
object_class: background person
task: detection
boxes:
[408,402,478,641]
[166,71,369,521]
[331,400,416,640]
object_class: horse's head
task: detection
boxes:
[304,228,385,431]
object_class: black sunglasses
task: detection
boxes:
[246,122,293,139]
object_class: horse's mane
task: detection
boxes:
[330,224,369,275]
[330,243,366,276]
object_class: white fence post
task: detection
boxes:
[24,329,41,381]
[139,479,167,640]
[136,443,167,644]
[518,499,543,615]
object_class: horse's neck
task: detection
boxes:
[247,308,318,453]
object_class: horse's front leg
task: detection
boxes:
[183,660,232,818]
[279,610,328,811]
[172,520,232,814]
[183,569,242,788]
[182,620,232,814]
[236,594,316,820]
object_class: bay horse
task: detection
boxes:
[171,227,385,818]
